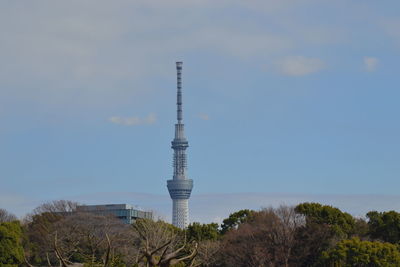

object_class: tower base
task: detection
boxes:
[172,199,189,228]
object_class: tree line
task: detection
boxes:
[2,201,400,266]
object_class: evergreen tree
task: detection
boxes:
[320,237,400,266]
[0,221,24,266]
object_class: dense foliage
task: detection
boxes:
[0,221,24,266]
[187,222,219,242]
[219,209,253,235]
[320,238,400,266]
[367,210,400,243]
[2,202,400,266]
[295,202,356,237]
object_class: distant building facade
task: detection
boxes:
[76,204,153,224]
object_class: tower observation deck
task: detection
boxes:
[167,62,193,229]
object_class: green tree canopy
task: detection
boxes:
[295,202,355,237]
[220,209,254,234]
[187,222,219,242]
[0,221,24,266]
[367,210,400,244]
[320,237,400,266]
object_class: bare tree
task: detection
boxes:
[23,199,79,228]
[25,212,131,267]
[218,205,304,267]
[0,208,17,222]
[132,219,198,267]
[263,206,304,266]
[24,209,66,265]
[51,212,131,266]
[190,240,220,267]
[24,200,133,267]
[23,200,80,266]
[30,200,78,216]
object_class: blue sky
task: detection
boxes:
[1,0,400,222]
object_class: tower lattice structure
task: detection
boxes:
[167,62,193,229]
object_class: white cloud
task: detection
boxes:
[364,57,378,72]
[108,113,156,126]
[275,56,325,76]
[198,113,210,120]
[0,0,370,116]
[0,1,338,91]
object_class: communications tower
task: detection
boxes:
[167,62,193,229]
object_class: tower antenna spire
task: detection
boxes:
[176,61,183,123]
[167,61,194,229]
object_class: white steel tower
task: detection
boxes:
[167,62,193,229]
